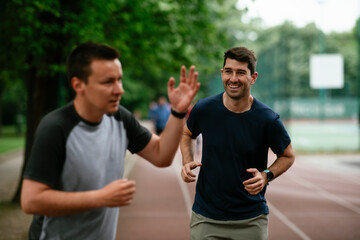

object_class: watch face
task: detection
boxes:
[267,171,274,181]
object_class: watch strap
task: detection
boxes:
[264,169,274,182]
[171,108,187,119]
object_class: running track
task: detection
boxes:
[116,150,360,240]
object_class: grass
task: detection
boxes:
[0,125,25,155]
[0,201,19,210]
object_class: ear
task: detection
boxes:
[71,77,85,94]
[250,72,258,85]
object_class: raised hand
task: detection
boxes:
[167,65,200,113]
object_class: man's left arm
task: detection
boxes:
[265,143,295,182]
[137,66,200,167]
[243,143,295,195]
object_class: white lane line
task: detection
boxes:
[173,151,193,218]
[268,201,312,240]
[291,174,360,214]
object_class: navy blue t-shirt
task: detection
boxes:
[187,93,291,220]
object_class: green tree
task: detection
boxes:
[251,21,357,101]
[326,29,358,96]
[0,0,27,135]
[7,0,119,203]
[2,0,242,204]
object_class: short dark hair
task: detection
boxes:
[223,47,257,75]
[66,42,120,83]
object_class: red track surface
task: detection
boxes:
[117,150,360,240]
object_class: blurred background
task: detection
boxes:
[0,0,358,205]
[0,0,359,239]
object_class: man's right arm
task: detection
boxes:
[21,178,135,216]
[180,125,202,183]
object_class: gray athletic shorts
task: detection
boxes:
[190,211,269,240]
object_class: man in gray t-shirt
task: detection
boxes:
[21,42,200,240]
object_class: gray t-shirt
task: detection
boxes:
[24,102,152,240]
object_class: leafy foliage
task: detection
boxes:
[1,0,244,203]
[0,0,358,203]
[248,22,358,100]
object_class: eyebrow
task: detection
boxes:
[224,67,247,73]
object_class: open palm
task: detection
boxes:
[167,65,200,113]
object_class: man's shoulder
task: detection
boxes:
[112,105,133,122]
[43,103,76,120]
[196,93,223,107]
[38,103,79,135]
[252,98,279,120]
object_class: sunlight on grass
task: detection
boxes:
[0,126,25,154]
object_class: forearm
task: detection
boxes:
[267,144,295,180]
[180,127,194,165]
[268,156,294,179]
[139,64,200,167]
[180,125,202,182]
[158,114,185,165]
[21,180,102,216]
[139,114,186,167]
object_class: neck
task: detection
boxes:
[223,93,253,113]
[73,97,103,123]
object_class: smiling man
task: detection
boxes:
[180,46,295,240]
[20,42,200,240]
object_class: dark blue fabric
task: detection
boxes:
[187,93,291,220]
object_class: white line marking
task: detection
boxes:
[268,201,312,240]
[291,174,360,214]
[173,151,193,218]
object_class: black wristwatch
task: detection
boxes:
[264,169,274,182]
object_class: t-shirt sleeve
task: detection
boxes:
[23,115,66,189]
[186,102,201,139]
[267,116,291,155]
[119,106,152,154]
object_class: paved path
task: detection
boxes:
[116,151,193,240]
[266,153,360,240]
[0,150,33,240]
[0,150,24,201]
[1,149,360,239]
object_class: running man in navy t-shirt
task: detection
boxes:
[180,46,295,240]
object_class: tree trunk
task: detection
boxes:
[0,84,3,136]
[11,64,60,204]
[9,0,75,204]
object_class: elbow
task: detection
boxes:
[290,150,296,163]
[21,196,46,215]
[21,196,36,214]
[287,154,295,169]
[155,160,173,168]
[291,155,296,166]
[20,181,42,215]
[153,155,175,168]
[21,186,32,214]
